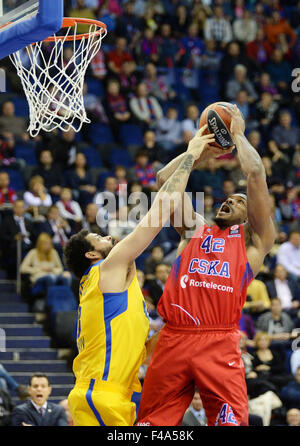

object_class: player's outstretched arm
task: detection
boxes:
[103,127,215,272]
[156,133,233,256]
[226,105,276,272]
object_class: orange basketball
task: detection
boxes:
[199,101,234,149]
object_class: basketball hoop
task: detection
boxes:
[9,17,107,137]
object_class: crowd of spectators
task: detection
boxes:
[1,0,300,426]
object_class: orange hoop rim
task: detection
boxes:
[43,17,107,42]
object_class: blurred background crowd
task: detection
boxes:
[1,0,300,427]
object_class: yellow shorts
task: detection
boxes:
[68,378,136,426]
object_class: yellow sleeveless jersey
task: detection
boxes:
[73,260,150,393]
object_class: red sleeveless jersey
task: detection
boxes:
[157,224,254,328]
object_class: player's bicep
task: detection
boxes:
[246,170,275,253]
[104,221,161,268]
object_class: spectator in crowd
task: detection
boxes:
[156,22,184,68]
[233,9,258,44]
[59,399,73,426]
[108,205,137,241]
[0,388,14,427]
[114,165,128,194]
[277,231,300,281]
[266,264,300,316]
[204,5,233,49]
[154,105,182,154]
[50,128,79,170]
[203,193,216,226]
[266,49,292,95]
[104,78,131,143]
[107,37,135,75]
[0,170,17,210]
[69,0,96,34]
[136,27,159,65]
[200,39,223,88]
[0,100,28,141]
[65,152,96,208]
[232,89,250,122]
[244,279,271,315]
[82,82,109,125]
[143,62,176,102]
[144,245,164,280]
[239,311,257,344]
[20,232,71,311]
[255,72,281,100]
[11,373,68,426]
[246,28,273,67]
[94,175,125,234]
[82,202,102,234]
[225,64,258,103]
[219,41,252,88]
[171,4,191,39]
[239,332,279,399]
[39,205,72,254]
[182,389,207,426]
[55,187,83,231]
[189,157,226,200]
[129,82,163,130]
[269,110,300,161]
[128,150,157,192]
[32,150,64,200]
[252,92,279,142]
[118,60,139,99]
[281,364,300,411]
[114,0,142,44]
[181,104,199,137]
[180,22,205,69]
[0,132,25,173]
[146,262,170,306]
[285,408,300,426]
[264,10,296,50]
[0,364,29,401]
[256,298,295,348]
[252,332,293,394]
[137,130,166,166]
[90,49,107,81]
[23,175,52,210]
[0,199,33,279]
[279,186,300,223]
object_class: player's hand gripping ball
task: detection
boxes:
[199,102,236,149]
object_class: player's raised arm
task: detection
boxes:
[156,136,234,256]
[226,105,276,268]
[102,126,215,269]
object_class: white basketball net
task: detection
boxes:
[9,21,107,137]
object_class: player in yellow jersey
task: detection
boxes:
[63,126,217,426]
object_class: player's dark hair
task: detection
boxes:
[64,229,94,279]
[29,373,50,386]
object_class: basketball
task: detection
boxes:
[199,102,235,149]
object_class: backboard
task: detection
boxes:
[0,0,63,60]
[0,0,39,27]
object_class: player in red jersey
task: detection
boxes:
[136,105,276,426]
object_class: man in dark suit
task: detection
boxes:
[37,205,72,260]
[0,199,33,279]
[146,263,170,306]
[266,264,300,317]
[11,373,68,426]
[182,389,207,426]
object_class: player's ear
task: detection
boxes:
[85,251,101,260]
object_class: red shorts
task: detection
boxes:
[136,324,248,426]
